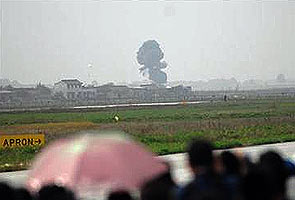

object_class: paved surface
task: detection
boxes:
[2,141,295,188]
[0,101,209,113]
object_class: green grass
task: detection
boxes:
[0,99,294,126]
[0,98,295,171]
[2,122,295,171]
[0,146,41,171]
[132,123,295,154]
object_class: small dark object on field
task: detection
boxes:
[224,95,227,102]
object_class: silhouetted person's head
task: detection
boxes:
[108,190,133,200]
[259,150,288,198]
[0,182,15,200]
[141,171,176,200]
[220,151,241,176]
[14,187,34,200]
[154,161,176,187]
[38,184,76,200]
[185,189,225,200]
[187,139,213,174]
[242,166,274,200]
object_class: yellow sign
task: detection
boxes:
[0,134,45,148]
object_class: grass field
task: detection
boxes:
[0,98,295,171]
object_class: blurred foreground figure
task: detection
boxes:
[108,190,134,200]
[286,177,295,200]
[37,184,76,200]
[141,164,177,200]
[242,150,289,200]
[259,151,288,200]
[0,182,15,200]
[178,139,227,200]
[241,165,274,200]
[26,132,167,198]
[14,187,34,200]
[219,151,242,200]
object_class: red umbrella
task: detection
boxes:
[26,133,167,194]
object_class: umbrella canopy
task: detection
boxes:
[26,133,167,193]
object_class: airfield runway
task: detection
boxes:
[1,141,295,188]
[0,100,208,113]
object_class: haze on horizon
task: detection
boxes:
[1,0,295,85]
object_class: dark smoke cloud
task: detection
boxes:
[136,40,168,84]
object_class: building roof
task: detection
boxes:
[55,79,83,85]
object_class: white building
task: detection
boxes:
[54,79,84,100]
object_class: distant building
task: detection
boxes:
[54,79,83,90]
[54,79,84,100]
[276,74,286,83]
[95,83,133,103]
[0,83,52,107]
[1,77,295,109]
[241,79,267,90]
[266,79,295,89]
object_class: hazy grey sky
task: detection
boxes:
[1,0,295,84]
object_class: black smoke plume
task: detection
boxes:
[136,40,168,84]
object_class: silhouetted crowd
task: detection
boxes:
[2,139,295,200]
